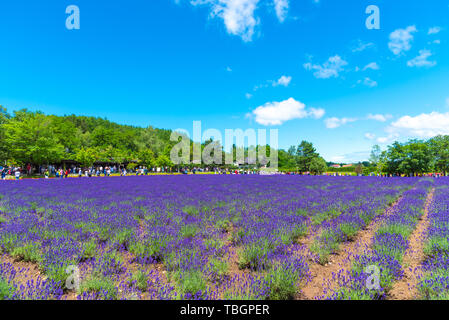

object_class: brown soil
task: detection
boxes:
[298,197,402,300]
[388,188,434,300]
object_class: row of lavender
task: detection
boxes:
[418,180,449,299]
[330,179,433,299]
[0,176,414,300]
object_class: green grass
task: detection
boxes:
[423,236,449,258]
[419,268,449,299]
[238,242,272,270]
[180,224,198,238]
[0,279,16,300]
[79,274,118,299]
[310,229,340,265]
[264,264,299,300]
[172,270,207,298]
[377,223,414,239]
[129,270,149,292]
[10,242,43,264]
[81,239,97,260]
[339,223,359,241]
[209,257,229,280]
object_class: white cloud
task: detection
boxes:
[407,50,437,68]
[189,0,260,42]
[304,55,348,79]
[367,113,392,122]
[226,66,233,72]
[324,117,357,129]
[273,75,292,87]
[387,112,449,138]
[446,98,449,108]
[363,62,379,71]
[357,77,378,88]
[365,133,376,140]
[245,93,253,99]
[428,26,441,35]
[250,97,324,125]
[376,134,399,144]
[388,25,417,55]
[309,107,326,119]
[273,0,289,22]
[351,40,375,53]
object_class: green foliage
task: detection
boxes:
[339,223,359,241]
[238,241,273,270]
[172,270,207,298]
[419,268,449,299]
[75,147,98,168]
[10,242,43,264]
[79,274,118,299]
[265,263,299,300]
[129,270,149,292]
[180,224,198,238]
[3,111,66,165]
[81,239,98,260]
[423,236,449,258]
[209,258,229,280]
[0,279,16,300]
[310,229,340,265]
[309,157,328,175]
[377,223,414,239]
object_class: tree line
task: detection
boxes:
[369,136,449,175]
[1,106,448,175]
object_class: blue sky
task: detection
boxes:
[0,0,448,162]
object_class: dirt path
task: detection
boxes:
[298,197,402,300]
[388,188,434,300]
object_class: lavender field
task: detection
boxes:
[0,175,448,300]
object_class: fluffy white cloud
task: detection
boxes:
[407,49,437,68]
[387,112,449,138]
[273,0,289,22]
[304,55,348,79]
[189,0,260,42]
[324,117,356,129]
[388,26,417,55]
[365,132,376,140]
[428,26,441,35]
[367,113,392,122]
[273,75,292,87]
[363,62,379,71]
[250,97,324,125]
[245,93,253,99]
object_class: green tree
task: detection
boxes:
[296,141,318,172]
[3,111,65,166]
[309,157,328,175]
[75,147,98,168]
[138,149,155,168]
[0,106,11,163]
[428,135,449,174]
[398,140,432,175]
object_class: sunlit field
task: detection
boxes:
[1,175,447,300]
